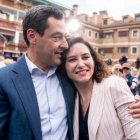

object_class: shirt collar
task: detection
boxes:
[25,54,57,77]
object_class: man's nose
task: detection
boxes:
[61,37,68,49]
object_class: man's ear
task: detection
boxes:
[27,29,37,45]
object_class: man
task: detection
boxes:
[0,34,6,68]
[0,6,74,140]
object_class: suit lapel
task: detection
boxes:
[11,56,42,140]
[88,80,105,140]
[56,71,75,139]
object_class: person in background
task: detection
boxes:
[107,66,113,75]
[138,69,140,95]
[131,67,139,95]
[61,37,140,140]
[0,34,6,68]
[124,70,140,117]
[121,63,138,95]
[131,67,138,78]
[0,5,74,140]
[111,63,122,76]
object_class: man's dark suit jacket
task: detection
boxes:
[0,56,75,140]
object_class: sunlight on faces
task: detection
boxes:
[65,43,94,84]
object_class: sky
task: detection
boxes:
[54,0,140,20]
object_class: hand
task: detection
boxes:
[128,95,140,119]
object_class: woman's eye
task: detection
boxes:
[83,56,90,59]
[67,58,77,62]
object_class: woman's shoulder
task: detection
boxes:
[102,76,134,107]
[103,75,125,84]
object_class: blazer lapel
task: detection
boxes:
[11,56,42,140]
[88,81,105,140]
[73,93,79,140]
[73,81,105,140]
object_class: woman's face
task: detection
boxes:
[65,43,94,84]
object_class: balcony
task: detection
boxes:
[98,38,114,44]
[0,0,32,11]
[0,18,18,31]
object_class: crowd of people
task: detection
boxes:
[110,61,140,95]
[0,5,140,140]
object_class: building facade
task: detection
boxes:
[0,1,139,62]
[70,6,140,62]
[0,0,70,60]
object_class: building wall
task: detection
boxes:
[75,11,140,62]
[0,0,70,59]
[0,1,139,61]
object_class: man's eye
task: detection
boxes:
[53,36,62,41]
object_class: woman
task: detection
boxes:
[111,63,122,76]
[61,37,140,140]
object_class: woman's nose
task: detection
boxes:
[77,59,85,67]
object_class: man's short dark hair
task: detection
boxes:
[22,5,64,46]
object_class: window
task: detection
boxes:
[123,17,128,23]
[133,30,138,37]
[95,32,99,39]
[118,47,128,53]
[103,19,108,25]
[3,35,13,43]
[103,33,113,39]
[131,46,138,54]
[89,31,91,37]
[99,33,103,39]
[131,29,139,38]
[98,48,104,55]
[85,16,88,21]
[132,47,137,53]
[98,48,113,54]
[118,31,129,37]
[135,16,140,22]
